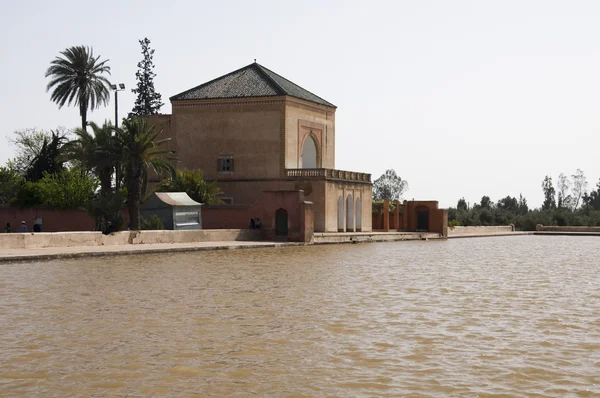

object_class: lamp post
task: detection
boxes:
[110,83,126,128]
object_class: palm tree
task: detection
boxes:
[115,117,176,230]
[45,46,111,131]
[157,169,224,205]
[61,121,118,195]
[26,131,67,182]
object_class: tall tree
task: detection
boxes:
[476,195,493,210]
[497,196,518,212]
[45,46,111,130]
[588,179,600,210]
[372,169,408,201]
[571,168,588,210]
[130,38,164,116]
[541,175,556,210]
[556,173,572,209]
[517,194,529,215]
[115,117,175,229]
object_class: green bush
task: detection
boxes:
[11,169,97,209]
[372,200,399,214]
[140,215,164,230]
[87,189,127,232]
[448,219,461,227]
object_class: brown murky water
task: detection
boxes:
[1,236,599,397]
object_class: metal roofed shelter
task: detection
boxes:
[141,192,202,230]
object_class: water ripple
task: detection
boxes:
[0,236,599,396]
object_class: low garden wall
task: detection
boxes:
[536,225,600,233]
[0,229,261,250]
[448,225,515,235]
[0,207,97,232]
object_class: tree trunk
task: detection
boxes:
[98,167,113,196]
[115,161,121,190]
[127,167,142,230]
[80,103,87,131]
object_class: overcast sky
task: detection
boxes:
[2,0,599,208]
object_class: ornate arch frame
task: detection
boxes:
[298,119,324,168]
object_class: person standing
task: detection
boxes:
[18,221,27,232]
[4,222,12,233]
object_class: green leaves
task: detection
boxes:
[11,169,98,210]
[112,116,177,229]
[45,46,111,129]
[62,121,117,195]
[372,169,408,201]
[130,38,163,117]
[0,167,25,205]
[157,169,224,205]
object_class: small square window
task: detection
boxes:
[218,155,234,173]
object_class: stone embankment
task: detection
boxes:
[535,225,600,236]
[0,229,260,250]
[447,225,530,238]
[314,231,441,244]
[0,229,291,263]
[536,225,600,233]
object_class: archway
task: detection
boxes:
[337,195,344,232]
[416,206,429,231]
[301,135,318,168]
[346,194,354,232]
[355,197,362,232]
[275,208,288,236]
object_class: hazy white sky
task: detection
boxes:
[2,0,599,208]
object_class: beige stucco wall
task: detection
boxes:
[157,95,370,234]
[448,225,514,236]
[0,230,261,250]
[171,99,284,180]
[325,181,372,232]
[284,98,335,170]
[147,114,176,151]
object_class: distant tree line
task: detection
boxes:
[449,170,600,230]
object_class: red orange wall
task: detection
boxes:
[202,190,313,242]
[0,207,97,232]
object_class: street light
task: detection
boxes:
[110,83,126,128]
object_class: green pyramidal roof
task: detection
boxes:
[170,63,336,108]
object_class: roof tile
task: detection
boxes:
[170,63,335,108]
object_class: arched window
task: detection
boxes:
[346,194,354,232]
[337,195,344,232]
[301,135,318,168]
[355,197,362,232]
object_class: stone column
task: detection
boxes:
[393,200,400,231]
[383,199,390,232]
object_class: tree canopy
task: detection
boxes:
[372,169,408,201]
[45,46,111,130]
[130,38,163,117]
[115,117,176,229]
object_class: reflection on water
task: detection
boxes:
[1,236,599,397]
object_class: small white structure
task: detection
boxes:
[141,192,202,230]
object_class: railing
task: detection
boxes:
[285,168,371,183]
